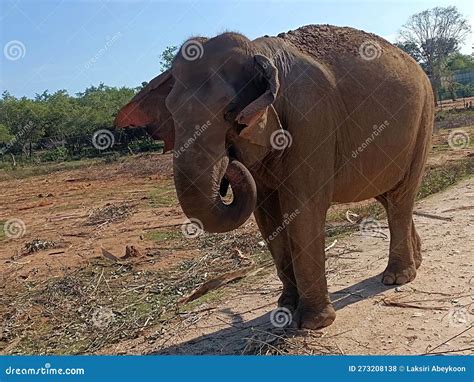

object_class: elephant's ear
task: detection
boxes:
[236,55,283,147]
[115,70,175,153]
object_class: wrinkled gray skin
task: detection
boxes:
[116,25,434,329]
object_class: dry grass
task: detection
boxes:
[0,227,271,354]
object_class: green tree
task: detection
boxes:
[0,123,14,144]
[446,53,474,71]
[159,45,177,72]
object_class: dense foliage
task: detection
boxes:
[0,84,162,163]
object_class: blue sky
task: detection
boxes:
[1,0,472,98]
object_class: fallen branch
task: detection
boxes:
[441,205,474,213]
[423,325,473,355]
[422,346,474,355]
[179,265,256,304]
[325,239,337,252]
[413,211,453,221]
[101,248,119,262]
[382,297,448,311]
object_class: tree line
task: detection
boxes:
[0,85,153,162]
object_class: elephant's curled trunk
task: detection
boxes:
[174,158,257,233]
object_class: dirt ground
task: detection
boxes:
[109,177,472,355]
[0,127,472,355]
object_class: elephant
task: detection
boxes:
[115,25,434,329]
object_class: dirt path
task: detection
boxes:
[106,178,473,355]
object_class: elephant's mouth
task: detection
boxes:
[219,176,230,198]
[174,156,257,234]
[219,147,238,198]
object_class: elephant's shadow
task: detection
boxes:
[153,273,396,355]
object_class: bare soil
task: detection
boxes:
[0,127,472,355]
[111,177,472,355]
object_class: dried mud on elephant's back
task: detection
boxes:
[277,25,390,64]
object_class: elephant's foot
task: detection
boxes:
[291,302,336,330]
[411,232,422,269]
[413,250,422,269]
[382,261,417,285]
[277,287,299,311]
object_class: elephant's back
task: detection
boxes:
[277,24,420,75]
[277,25,387,62]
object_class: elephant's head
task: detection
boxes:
[115,33,283,233]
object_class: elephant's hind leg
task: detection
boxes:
[376,185,421,285]
[374,110,430,285]
[254,186,299,310]
[376,196,422,273]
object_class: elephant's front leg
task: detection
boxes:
[279,188,336,330]
[254,186,299,311]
